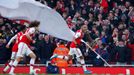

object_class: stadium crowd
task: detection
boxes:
[0,0,134,66]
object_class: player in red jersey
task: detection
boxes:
[9,21,40,75]
[3,25,26,73]
[50,25,92,74]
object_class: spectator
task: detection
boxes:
[68,0,77,17]
[0,36,10,64]
[115,39,131,65]
[55,0,65,15]
[100,0,108,13]
[127,43,134,64]
[35,34,55,64]
[35,34,45,64]
[123,29,134,43]
[112,28,119,45]
[43,35,55,64]
[100,31,107,44]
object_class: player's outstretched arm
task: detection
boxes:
[6,35,17,48]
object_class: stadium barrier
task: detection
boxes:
[0,64,134,74]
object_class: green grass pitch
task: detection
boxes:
[0,74,125,75]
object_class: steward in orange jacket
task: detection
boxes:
[51,41,72,67]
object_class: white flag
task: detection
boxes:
[0,0,74,41]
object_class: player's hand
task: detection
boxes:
[6,45,9,48]
[32,40,36,44]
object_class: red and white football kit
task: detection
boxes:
[7,32,24,60]
[69,30,83,58]
[17,27,35,57]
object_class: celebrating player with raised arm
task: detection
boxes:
[50,24,92,74]
[9,21,40,75]
[3,25,26,73]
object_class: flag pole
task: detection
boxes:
[81,40,112,67]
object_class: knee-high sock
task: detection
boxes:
[30,58,35,72]
[3,60,14,72]
[9,60,14,66]
[81,59,87,71]
[9,60,19,73]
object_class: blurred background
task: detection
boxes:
[0,0,134,67]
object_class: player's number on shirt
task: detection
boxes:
[20,35,23,40]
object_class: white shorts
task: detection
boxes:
[11,52,17,60]
[17,42,33,57]
[68,48,83,58]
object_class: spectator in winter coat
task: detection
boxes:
[115,39,131,65]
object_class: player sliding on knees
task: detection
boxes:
[9,21,40,75]
[3,25,26,73]
[50,24,92,74]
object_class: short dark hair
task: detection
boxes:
[80,23,85,27]
[59,40,65,45]
[29,20,40,27]
[20,25,26,30]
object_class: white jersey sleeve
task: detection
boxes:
[74,32,81,39]
[7,35,17,46]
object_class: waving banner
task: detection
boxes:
[0,0,74,41]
